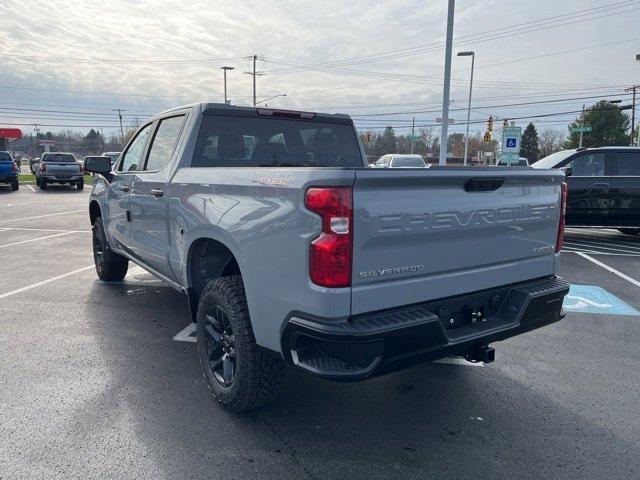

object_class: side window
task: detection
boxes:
[567,153,605,177]
[384,156,391,167]
[119,123,152,172]
[611,151,640,176]
[145,115,186,171]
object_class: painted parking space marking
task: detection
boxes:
[563,228,640,256]
[0,202,31,208]
[434,357,485,367]
[0,209,85,224]
[0,231,75,249]
[576,252,640,289]
[0,265,94,301]
[173,323,197,343]
[27,185,35,192]
[565,284,640,316]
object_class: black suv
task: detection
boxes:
[533,147,640,235]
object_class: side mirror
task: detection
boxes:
[560,166,572,177]
[84,156,111,174]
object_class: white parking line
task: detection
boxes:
[0,227,90,233]
[0,265,94,301]
[0,209,85,224]
[0,231,75,249]
[0,202,31,208]
[576,252,640,288]
[27,185,35,192]
[173,323,197,342]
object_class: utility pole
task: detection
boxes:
[33,124,40,155]
[579,104,585,148]
[626,85,638,146]
[457,51,475,166]
[244,55,263,107]
[114,109,125,144]
[438,0,455,166]
[410,116,416,154]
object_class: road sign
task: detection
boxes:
[436,118,455,124]
[501,126,522,164]
[407,134,420,140]
[570,126,592,133]
[501,152,520,164]
[38,140,55,146]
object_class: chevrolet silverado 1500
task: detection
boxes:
[85,103,569,412]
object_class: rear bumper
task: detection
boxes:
[281,276,569,381]
[40,174,83,183]
[0,175,17,184]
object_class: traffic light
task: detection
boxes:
[364,132,372,143]
[483,132,492,142]
[488,115,494,132]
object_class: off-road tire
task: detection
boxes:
[92,216,128,281]
[40,179,47,190]
[11,182,18,191]
[196,276,285,413]
[77,180,84,190]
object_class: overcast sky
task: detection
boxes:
[1,0,639,139]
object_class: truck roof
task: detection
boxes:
[150,102,353,124]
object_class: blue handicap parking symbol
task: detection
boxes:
[506,138,517,148]
[564,284,640,316]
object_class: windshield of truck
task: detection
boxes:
[192,115,363,168]
[532,150,577,169]
[391,156,426,167]
[42,153,77,163]
[0,151,12,162]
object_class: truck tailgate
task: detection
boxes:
[44,162,81,177]
[351,168,564,314]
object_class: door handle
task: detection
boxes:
[593,182,610,192]
[150,188,164,198]
[121,186,130,193]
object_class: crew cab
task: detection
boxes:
[36,152,84,190]
[85,103,569,412]
[533,147,640,235]
[0,151,19,190]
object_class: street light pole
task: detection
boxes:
[255,94,287,106]
[221,66,235,104]
[458,51,475,166]
[439,0,456,166]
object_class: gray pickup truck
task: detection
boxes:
[36,152,84,190]
[85,103,569,412]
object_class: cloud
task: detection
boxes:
[0,0,638,135]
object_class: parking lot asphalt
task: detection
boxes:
[1,186,639,480]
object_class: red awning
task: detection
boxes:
[0,128,23,139]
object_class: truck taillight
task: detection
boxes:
[79,163,84,173]
[11,162,17,173]
[305,187,353,288]
[556,181,567,253]
[41,163,47,173]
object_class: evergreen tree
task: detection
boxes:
[565,100,630,148]
[519,122,540,163]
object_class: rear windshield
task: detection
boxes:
[191,115,363,168]
[0,152,12,161]
[42,153,76,163]
[391,156,425,167]
[532,150,576,169]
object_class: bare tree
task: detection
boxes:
[539,129,565,159]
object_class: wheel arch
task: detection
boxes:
[186,236,242,322]
[89,200,101,225]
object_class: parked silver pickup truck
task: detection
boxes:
[36,152,84,190]
[85,103,569,412]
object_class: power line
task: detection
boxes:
[265,1,637,73]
